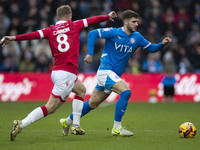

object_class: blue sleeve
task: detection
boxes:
[145,42,164,52]
[87,30,99,55]
[88,28,114,55]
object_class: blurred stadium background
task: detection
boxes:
[0,0,200,74]
[0,0,200,103]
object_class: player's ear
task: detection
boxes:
[67,14,72,21]
[123,19,128,25]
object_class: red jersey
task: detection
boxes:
[15,15,109,74]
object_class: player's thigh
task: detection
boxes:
[111,80,130,94]
[89,88,110,108]
[72,78,86,98]
[51,70,76,101]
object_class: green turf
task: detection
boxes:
[0,102,199,150]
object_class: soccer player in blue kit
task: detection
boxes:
[60,10,172,136]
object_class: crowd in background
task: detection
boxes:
[0,0,200,74]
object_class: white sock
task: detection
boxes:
[114,121,122,130]
[20,107,45,129]
[72,99,83,127]
[66,116,73,126]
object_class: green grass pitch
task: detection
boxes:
[0,102,199,150]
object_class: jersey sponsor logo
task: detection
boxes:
[130,38,135,44]
[115,43,132,53]
[103,28,111,31]
[53,27,70,35]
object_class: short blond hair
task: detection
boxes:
[56,5,72,19]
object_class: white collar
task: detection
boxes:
[56,20,67,25]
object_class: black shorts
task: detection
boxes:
[164,86,175,97]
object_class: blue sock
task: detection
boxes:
[114,90,131,122]
[70,100,93,120]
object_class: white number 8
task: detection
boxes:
[57,34,70,52]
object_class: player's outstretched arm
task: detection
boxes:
[146,37,172,53]
[108,11,117,22]
[0,36,16,48]
[162,37,172,45]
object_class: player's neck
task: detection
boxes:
[58,19,69,22]
[122,27,132,36]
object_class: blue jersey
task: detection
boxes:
[162,75,176,87]
[88,27,163,76]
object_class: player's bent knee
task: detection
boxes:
[76,86,86,98]
[89,100,99,109]
[122,90,132,101]
[45,105,57,114]
[80,86,86,98]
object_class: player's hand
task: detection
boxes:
[0,36,16,48]
[108,11,117,22]
[84,55,93,64]
[162,37,172,45]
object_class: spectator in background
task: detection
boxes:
[0,54,18,72]
[69,0,83,20]
[7,1,21,18]
[162,7,175,34]
[194,2,200,24]
[145,21,161,43]
[35,51,51,72]
[187,23,200,45]
[162,50,177,73]
[161,68,176,102]
[33,39,52,59]
[7,17,24,35]
[23,1,40,31]
[0,6,10,36]
[173,19,190,44]
[190,44,200,73]
[141,52,163,73]
[19,49,35,72]
[85,0,101,17]
[115,0,132,11]
[2,33,21,64]
[174,7,190,24]
[174,46,193,73]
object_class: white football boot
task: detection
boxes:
[112,126,134,137]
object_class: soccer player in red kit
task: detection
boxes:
[0,5,117,141]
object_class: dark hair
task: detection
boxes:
[122,10,139,20]
[56,5,72,19]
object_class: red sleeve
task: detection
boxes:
[15,27,51,41]
[74,15,109,30]
[15,31,41,41]
[86,15,109,26]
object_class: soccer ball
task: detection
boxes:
[179,122,197,138]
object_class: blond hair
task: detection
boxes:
[56,5,72,19]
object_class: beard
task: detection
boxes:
[127,24,135,33]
